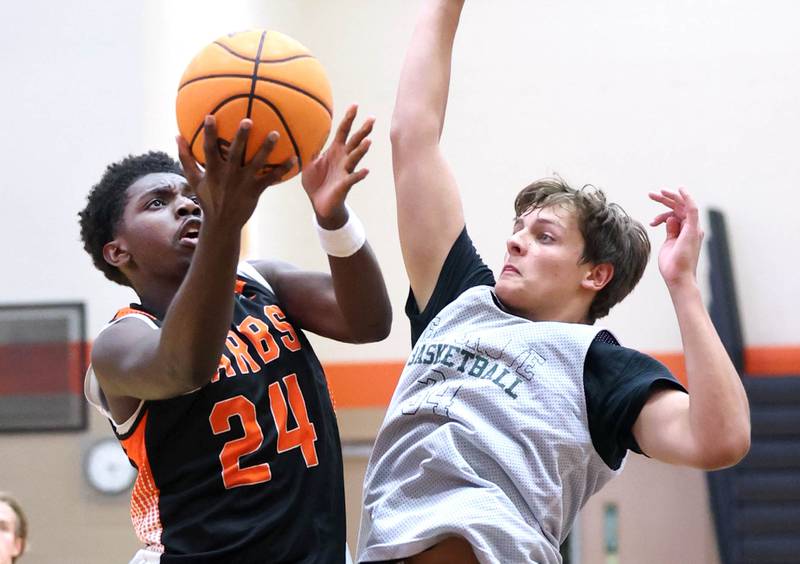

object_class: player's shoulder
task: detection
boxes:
[586,340,672,381]
[242,259,290,293]
[91,314,157,368]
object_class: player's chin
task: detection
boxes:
[494,281,526,312]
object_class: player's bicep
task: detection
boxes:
[254,260,348,341]
[632,389,703,467]
[392,141,465,312]
[91,319,179,401]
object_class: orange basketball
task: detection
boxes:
[176,29,333,183]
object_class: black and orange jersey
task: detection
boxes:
[90,264,344,563]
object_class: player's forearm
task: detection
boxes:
[158,220,241,390]
[670,280,751,466]
[328,242,392,343]
[391,0,465,145]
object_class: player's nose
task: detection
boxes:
[506,231,526,256]
[176,195,201,217]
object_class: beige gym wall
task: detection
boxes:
[1,0,798,562]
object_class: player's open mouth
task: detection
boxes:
[179,230,199,247]
[178,219,201,248]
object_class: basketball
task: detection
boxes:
[176,29,333,183]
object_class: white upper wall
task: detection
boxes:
[2,0,797,360]
[0,0,146,331]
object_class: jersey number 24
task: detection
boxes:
[209,373,318,489]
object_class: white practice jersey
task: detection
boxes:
[358,286,622,564]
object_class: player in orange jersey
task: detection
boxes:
[79,106,391,563]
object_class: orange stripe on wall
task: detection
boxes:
[323,362,405,409]
[650,352,688,387]
[0,342,86,395]
[745,346,800,376]
[2,341,796,407]
[323,354,691,409]
[324,346,800,408]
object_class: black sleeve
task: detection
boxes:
[405,227,495,346]
[584,341,688,470]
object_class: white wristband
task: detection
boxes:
[314,204,367,258]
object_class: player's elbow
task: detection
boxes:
[697,429,751,470]
[390,111,441,152]
[349,312,393,344]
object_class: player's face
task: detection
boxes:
[0,502,21,564]
[114,172,201,281]
[495,204,596,322]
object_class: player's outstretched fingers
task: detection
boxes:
[677,189,703,243]
[334,104,358,146]
[345,117,375,153]
[678,188,699,222]
[648,191,678,209]
[202,115,223,170]
[228,119,253,165]
[344,139,371,174]
[344,168,370,190]
[256,157,297,192]
[176,135,203,188]
[650,210,674,227]
[248,131,280,173]
[658,189,683,208]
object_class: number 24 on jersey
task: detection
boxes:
[209,373,318,489]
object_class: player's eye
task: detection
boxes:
[147,198,166,209]
[538,232,555,243]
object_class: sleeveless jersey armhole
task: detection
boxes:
[406,227,495,346]
[84,313,157,434]
[238,261,274,293]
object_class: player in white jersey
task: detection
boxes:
[357,1,752,563]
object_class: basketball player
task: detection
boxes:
[356,2,751,563]
[79,106,391,563]
[0,493,27,564]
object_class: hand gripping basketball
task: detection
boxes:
[176,29,333,184]
[177,116,295,229]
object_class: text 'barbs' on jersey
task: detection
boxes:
[213,304,302,382]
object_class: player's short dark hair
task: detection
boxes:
[0,492,28,562]
[514,177,651,323]
[78,152,183,286]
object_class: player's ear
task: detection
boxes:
[103,239,131,269]
[582,262,614,292]
[12,536,23,558]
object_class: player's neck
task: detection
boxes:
[517,296,593,325]
[134,282,180,320]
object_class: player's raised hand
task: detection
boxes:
[176,116,295,229]
[649,188,704,289]
[301,104,373,229]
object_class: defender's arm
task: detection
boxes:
[633,190,750,470]
[392,0,467,311]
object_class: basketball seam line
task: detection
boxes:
[245,32,267,149]
[212,41,313,64]
[187,94,303,173]
[178,74,333,116]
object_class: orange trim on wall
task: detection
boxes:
[0,342,85,395]
[324,346,800,408]
[323,362,405,409]
[648,352,688,387]
[744,346,800,376]
[2,341,797,407]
